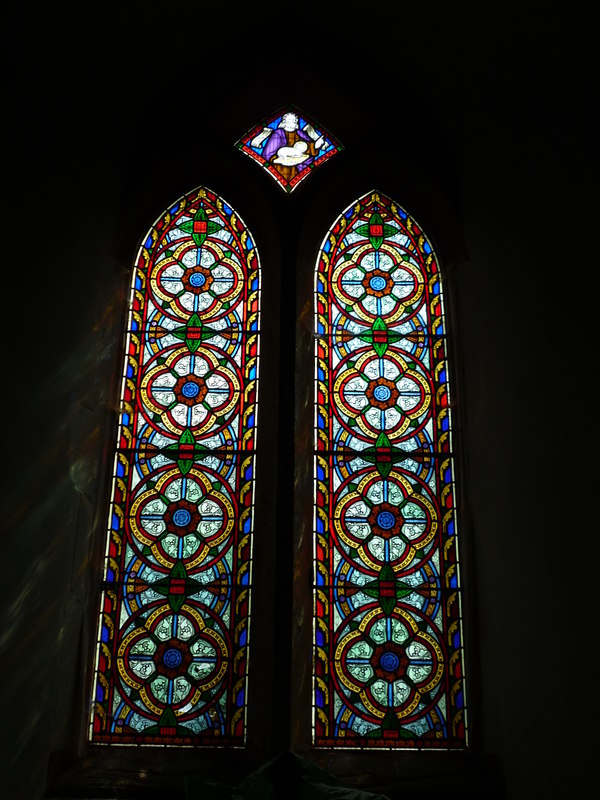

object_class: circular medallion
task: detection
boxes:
[333,607,444,723]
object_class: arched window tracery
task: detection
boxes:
[87,138,468,760]
[313,190,467,748]
[90,187,260,746]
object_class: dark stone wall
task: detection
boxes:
[4,6,592,799]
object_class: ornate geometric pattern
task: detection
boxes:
[90,187,260,746]
[313,191,467,748]
[236,107,342,193]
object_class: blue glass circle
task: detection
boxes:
[380,651,400,672]
[163,648,183,668]
[377,511,396,529]
[173,508,192,527]
[182,381,200,398]
[189,272,206,287]
[369,275,387,291]
[373,384,392,402]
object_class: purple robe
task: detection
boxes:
[261,126,314,172]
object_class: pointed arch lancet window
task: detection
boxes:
[313,191,467,748]
[90,187,260,746]
[236,107,342,193]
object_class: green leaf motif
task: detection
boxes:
[355,212,397,251]
[372,317,388,357]
[366,710,414,739]
[180,207,224,246]
[160,707,177,728]
[178,457,193,475]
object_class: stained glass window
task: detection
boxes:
[236,107,342,193]
[313,191,467,748]
[90,187,260,746]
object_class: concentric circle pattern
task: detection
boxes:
[314,191,466,748]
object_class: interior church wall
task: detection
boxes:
[4,6,592,799]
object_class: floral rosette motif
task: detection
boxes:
[331,243,425,326]
[333,350,431,440]
[115,605,229,729]
[129,466,235,571]
[140,344,241,438]
[333,469,437,573]
[149,238,244,322]
[333,607,444,728]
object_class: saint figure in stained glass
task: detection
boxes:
[236,108,342,192]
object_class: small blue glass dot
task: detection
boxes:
[189,272,206,287]
[173,509,192,527]
[380,652,400,672]
[369,275,387,291]
[163,648,183,668]
[182,381,200,398]
[377,511,396,529]
[373,385,392,402]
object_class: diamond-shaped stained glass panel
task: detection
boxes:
[236,108,342,193]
